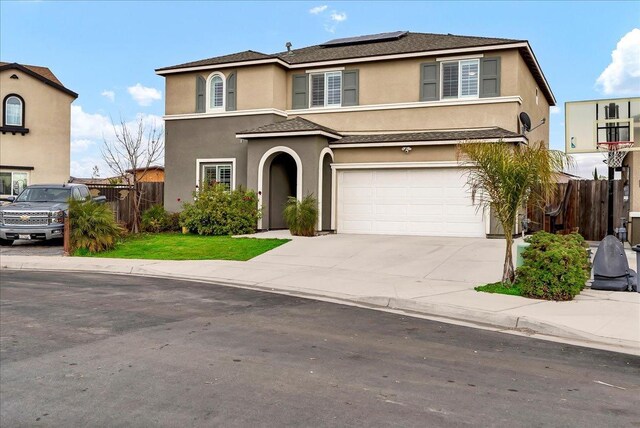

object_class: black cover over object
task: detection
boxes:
[591,235,637,292]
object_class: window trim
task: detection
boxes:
[440,59,480,100]
[205,72,225,112]
[308,70,342,108]
[1,94,29,135]
[0,170,29,197]
[195,158,236,191]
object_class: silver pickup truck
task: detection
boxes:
[0,183,105,246]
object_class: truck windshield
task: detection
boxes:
[15,188,71,203]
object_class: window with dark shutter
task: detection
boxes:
[480,57,501,98]
[342,70,359,106]
[196,76,205,113]
[226,71,237,111]
[420,63,439,101]
[292,74,308,110]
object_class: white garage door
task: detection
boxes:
[337,168,485,237]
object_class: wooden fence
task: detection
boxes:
[87,183,164,228]
[527,179,627,241]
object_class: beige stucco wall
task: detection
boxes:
[334,145,457,163]
[295,101,520,133]
[164,49,528,119]
[164,72,197,115]
[164,65,288,115]
[515,53,550,146]
[0,68,74,187]
[285,49,522,109]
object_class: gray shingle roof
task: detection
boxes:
[156,50,271,71]
[274,32,522,65]
[157,32,521,71]
[237,117,341,136]
[334,128,522,145]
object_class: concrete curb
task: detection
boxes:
[2,259,638,355]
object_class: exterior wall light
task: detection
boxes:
[401,146,412,154]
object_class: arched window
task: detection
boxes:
[207,72,225,111]
[4,95,24,127]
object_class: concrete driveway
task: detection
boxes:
[250,231,506,287]
[0,239,63,256]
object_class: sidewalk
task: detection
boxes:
[1,232,638,355]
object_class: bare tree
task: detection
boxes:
[102,115,164,233]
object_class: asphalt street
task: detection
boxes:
[1,271,638,427]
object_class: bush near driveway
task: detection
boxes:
[515,232,591,301]
[283,195,318,237]
[141,205,181,233]
[180,184,261,236]
[69,198,123,253]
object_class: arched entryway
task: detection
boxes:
[318,148,334,231]
[269,153,297,229]
[257,146,303,230]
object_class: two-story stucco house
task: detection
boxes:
[0,62,78,197]
[156,31,554,237]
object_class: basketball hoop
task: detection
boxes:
[597,141,634,168]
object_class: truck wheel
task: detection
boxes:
[0,238,14,246]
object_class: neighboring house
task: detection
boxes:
[565,97,639,242]
[0,62,78,197]
[555,171,582,184]
[125,166,165,183]
[156,31,553,237]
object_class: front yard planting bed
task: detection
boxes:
[75,233,289,261]
[475,282,523,297]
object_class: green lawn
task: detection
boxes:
[76,233,290,261]
[474,281,523,296]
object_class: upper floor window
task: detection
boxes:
[4,94,24,127]
[207,72,225,111]
[441,59,479,99]
[310,71,342,108]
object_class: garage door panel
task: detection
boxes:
[407,187,444,199]
[338,168,485,237]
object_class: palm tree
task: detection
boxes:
[457,141,569,284]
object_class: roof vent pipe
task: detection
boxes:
[286,42,292,53]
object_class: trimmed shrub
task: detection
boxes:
[166,212,181,232]
[141,205,167,233]
[515,232,591,301]
[69,199,123,253]
[141,205,181,233]
[179,184,261,236]
[283,195,318,237]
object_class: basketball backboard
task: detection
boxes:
[565,97,640,154]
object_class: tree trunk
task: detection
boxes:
[131,183,140,234]
[502,236,515,284]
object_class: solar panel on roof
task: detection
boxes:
[321,31,408,47]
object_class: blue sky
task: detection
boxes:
[1,1,639,177]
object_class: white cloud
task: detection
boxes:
[101,90,115,102]
[566,153,609,179]
[330,11,347,22]
[550,106,561,114]
[596,28,640,95]
[309,5,327,14]
[70,105,164,177]
[71,139,95,153]
[71,105,112,142]
[323,10,347,33]
[127,83,162,106]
